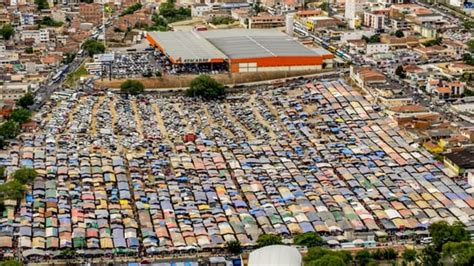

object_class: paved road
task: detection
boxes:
[32,55,86,111]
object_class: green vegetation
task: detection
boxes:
[293,232,324,247]
[63,52,76,64]
[319,2,329,12]
[120,3,142,17]
[13,168,38,185]
[395,30,404,38]
[442,241,474,266]
[0,259,22,266]
[402,248,417,264]
[395,65,406,79]
[59,248,77,259]
[120,80,145,95]
[65,65,88,87]
[25,47,33,54]
[146,14,171,31]
[428,221,470,251]
[81,40,105,57]
[253,0,264,14]
[463,20,474,30]
[225,240,242,254]
[0,24,14,40]
[10,108,32,124]
[40,16,63,27]
[362,34,380,43]
[467,40,474,53]
[186,75,226,100]
[464,89,474,96]
[355,249,372,266]
[0,168,38,211]
[306,254,345,266]
[0,120,21,140]
[256,234,282,247]
[159,0,191,23]
[35,0,49,10]
[422,37,442,47]
[17,92,34,109]
[210,16,235,25]
[304,247,352,265]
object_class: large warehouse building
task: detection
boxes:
[146,29,333,73]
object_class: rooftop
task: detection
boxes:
[445,148,474,169]
[148,29,331,62]
[147,31,227,64]
[200,29,330,59]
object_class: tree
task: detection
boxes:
[159,0,191,23]
[25,47,33,54]
[81,40,105,57]
[466,40,474,53]
[0,166,4,180]
[0,180,26,200]
[382,248,398,260]
[9,108,31,124]
[253,0,264,14]
[0,24,14,40]
[319,2,329,12]
[0,121,20,139]
[395,30,404,38]
[120,3,142,17]
[17,93,35,109]
[369,34,381,43]
[395,65,406,78]
[120,80,145,95]
[186,75,226,100]
[293,232,324,248]
[63,52,76,64]
[356,249,372,266]
[442,241,474,266]
[402,248,417,264]
[463,20,474,30]
[40,16,63,27]
[306,254,346,266]
[256,234,282,247]
[304,247,352,265]
[225,240,242,254]
[428,221,470,251]
[13,168,38,185]
[419,245,441,266]
[35,0,49,10]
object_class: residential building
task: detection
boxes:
[191,4,211,17]
[363,11,385,30]
[350,65,387,88]
[249,14,285,29]
[390,19,409,30]
[79,3,102,25]
[444,148,474,176]
[0,82,28,101]
[366,43,389,55]
[20,29,50,44]
[305,16,337,31]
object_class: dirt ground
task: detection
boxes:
[94,70,324,89]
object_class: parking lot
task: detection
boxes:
[3,78,474,261]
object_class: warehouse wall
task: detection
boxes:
[230,56,327,73]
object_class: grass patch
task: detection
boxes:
[64,65,88,87]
